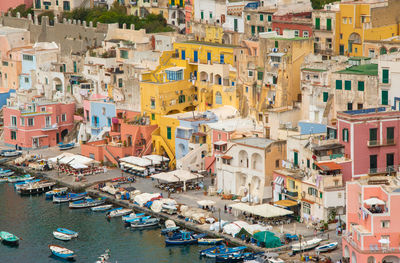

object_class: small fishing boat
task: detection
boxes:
[124,216,151,226]
[56,228,78,238]
[7,174,34,183]
[0,178,7,183]
[291,238,322,252]
[53,192,87,203]
[49,245,76,260]
[315,242,338,253]
[0,169,14,177]
[216,252,255,262]
[95,249,111,263]
[198,238,225,245]
[0,231,19,246]
[2,150,22,157]
[200,245,247,258]
[15,179,41,190]
[19,181,56,195]
[53,231,73,241]
[165,231,199,246]
[69,197,107,209]
[91,204,113,212]
[58,143,75,151]
[130,217,160,229]
[161,226,181,235]
[45,187,68,199]
[122,212,145,222]
[106,208,131,218]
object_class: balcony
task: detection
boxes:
[42,124,58,131]
[368,139,396,147]
[368,166,398,176]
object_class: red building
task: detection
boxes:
[272,11,312,38]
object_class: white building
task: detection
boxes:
[378,52,400,110]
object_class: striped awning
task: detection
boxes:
[274,176,284,185]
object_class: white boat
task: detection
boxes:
[106,208,131,218]
[2,151,22,157]
[292,238,322,252]
[315,242,338,253]
[91,204,113,212]
[53,231,73,241]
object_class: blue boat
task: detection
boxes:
[49,244,76,260]
[215,252,255,262]
[69,197,106,209]
[45,187,68,199]
[122,213,145,222]
[165,232,206,246]
[53,192,87,203]
[0,169,14,177]
[14,179,41,190]
[200,245,247,258]
[124,215,151,226]
[56,228,78,238]
[58,143,75,151]
[161,226,180,235]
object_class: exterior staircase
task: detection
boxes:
[176,144,208,171]
[152,128,176,168]
[104,145,119,166]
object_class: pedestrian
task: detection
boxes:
[15,144,18,150]
[229,207,232,214]
[224,204,227,213]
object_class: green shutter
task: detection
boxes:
[257,71,263,80]
[315,18,320,30]
[275,41,278,48]
[382,69,389,84]
[167,127,172,140]
[151,113,155,120]
[247,15,251,21]
[345,80,351,90]
[336,80,342,90]
[260,14,263,21]
[382,90,389,105]
[251,26,255,35]
[323,92,329,102]
[201,11,204,19]
[358,81,364,91]
[327,18,332,31]
[268,15,272,22]
[294,152,298,166]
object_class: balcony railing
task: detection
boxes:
[368,139,396,147]
[344,235,400,254]
[368,165,398,175]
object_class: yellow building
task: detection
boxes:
[336,0,400,57]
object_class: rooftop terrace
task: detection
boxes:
[335,63,378,76]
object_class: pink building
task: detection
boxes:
[343,177,400,263]
[3,101,75,149]
[81,110,157,164]
[0,0,33,12]
[184,0,193,34]
[337,108,400,179]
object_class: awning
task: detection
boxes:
[229,203,293,218]
[177,126,193,131]
[214,141,227,146]
[316,161,342,171]
[143,154,169,163]
[274,176,284,185]
[32,135,48,138]
[150,170,203,183]
[70,163,88,169]
[120,156,152,167]
[221,155,233,160]
[121,162,145,171]
[197,200,216,207]
[363,197,385,206]
[268,52,285,57]
[193,132,206,136]
[274,199,298,207]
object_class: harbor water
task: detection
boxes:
[0,183,207,263]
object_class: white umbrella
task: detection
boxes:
[363,198,385,206]
[378,238,390,244]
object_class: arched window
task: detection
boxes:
[380,47,387,55]
[389,47,398,53]
[215,91,222,104]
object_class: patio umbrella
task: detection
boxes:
[363,198,385,206]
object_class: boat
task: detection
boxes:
[56,228,78,238]
[130,217,160,229]
[122,212,145,221]
[45,187,68,199]
[49,245,76,260]
[291,238,322,252]
[216,252,256,262]
[91,204,113,212]
[0,169,14,177]
[106,208,131,218]
[165,231,200,246]
[315,242,338,253]
[7,174,34,183]
[200,245,247,258]
[69,197,107,209]
[19,181,56,195]
[15,179,41,190]
[2,150,22,157]
[53,192,87,203]
[198,238,225,245]
[124,216,151,226]
[95,249,111,263]
[161,226,181,235]
[0,178,7,183]
[0,231,19,246]
[53,231,73,241]
[58,142,75,151]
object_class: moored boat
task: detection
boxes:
[91,204,113,212]
[69,197,106,209]
[106,208,131,218]
[216,252,255,262]
[315,242,338,253]
[161,226,180,236]
[56,228,78,238]
[130,217,160,229]
[0,231,19,246]
[19,181,56,195]
[122,212,145,222]
[53,231,73,241]
[45,187,68,199]
[58,143,75,151]
[2,150,22,157]
[95,249,111,263]
[291,238,322,252]
[49,245,76,260]
[200,245,247,258]
[15,179,41,191]
[0,169,14,177]
[53,192,87,203]
[7,174,34,183]
[165,231,198,246]
[198,238,224,245]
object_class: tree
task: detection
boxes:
[8,4,33,17]
[311,0,337,10]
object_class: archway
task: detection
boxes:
[380,47,387,55]
[53,77,63,92]
[251,153,263,171]
[344,245,350,258]
[382,256,399,263]
[351,251,357,263]
[389,47,398,53]
[61,129,68,140]
[215,74,222,85]
[127,135,132,146]
[367,256,376,263]
[200,71,208,82]
[166,109,180,115]
[222,33,230,44]
[348,32,361,53]
[238,150,249,168]
[183,105,196,111]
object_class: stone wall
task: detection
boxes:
[371,0,400,28]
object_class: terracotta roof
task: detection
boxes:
[316,161,342,171]
[221,155,233,160]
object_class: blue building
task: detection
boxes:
[19,53,36,90]
[88,101,116,136]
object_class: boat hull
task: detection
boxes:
[69,199,106,209]
[130,218,160,229]
[19,184,55,195]
[1,239,19,246]
[292,238,322,252]
[53,231,73,241]
[315,242,338,253]
[198,238,224,245]
[91,204,113,212]
[165,238,197,246]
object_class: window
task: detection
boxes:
[10,131,16,140]
[307,159,310,168]
[336,80,342,90]
[215,91,222,104]
[268,15,272,22]
[166,69,183,81]
[258,26,264,33]
[294,30,299,37]
[382,90,389,105]
[368,128,378,144]
[342,128,349,142]
[257,71,263,80]
[343,18,347,24]
[167,127,172,140]
[61,113,66,122]
[303,202,311,215]
[248,70,253,77]
[107,117,111,127]
[320,192,323,199]
[178,95,185,103]
[234,18,238,32]
[382,69,389,83]
[201,11,204,20]
[275,159,279,168]
[357,103,363,109]
[23,54,33,61]
[315,17,320,29]
[275,41,278,48]
[151,113,155,120]
[45,116,51,127]
[11,116,17,127]
[118,78,123,88]
[370,154,377,172]
[120,50,128,59]
[209,12,212,18]
[387,127,394,143]
[358,81,364,91]
[288,180,295,189]
[150,98,155,109]
[28,118,34,126]
[260,14,263,21]
[381,220,390,228]
[347,103,353,110]
[181,50,185,60]
[20,118,24,126]
[2,61,8,66]
[349,17,352,24]
[338,192,342,198]
[63,1,70,11]
[220,54,224,64]
[323,92,329,102]
[245,86,248,93]
[326,18,332,31]
[308,187,318,197]
[303,31,309,38]
[251,26,255,35]
[345,80,351,90]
